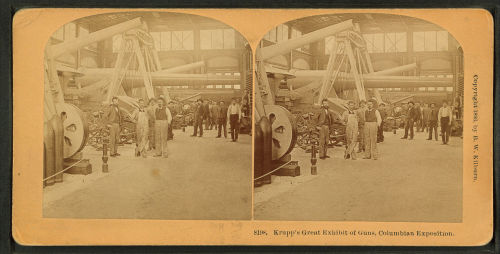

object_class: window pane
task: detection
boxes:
[171,31,183,50]
[395,32,407,52]
[200,30,211,49]
[384,33,396,52]
[424,31,436,51]
[182,31,194,50]
[223,29,235,49]
[269,27,277,42]
[225,85,232,89]
[373,33,383,53]
[282,25,289,41]
[437,31,448,51]
[64,23,76,40]
[437,87,444,91]
[212,29,223,49]
[413,32,425,52]
[363,34,373,53]
[151,32,161,50]
[446,87,453,91]
[277,25,283,42]
[161,32,171,50]
[234,84,241,89]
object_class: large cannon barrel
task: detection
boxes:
[260,19,354,61]
[48,17,143,59]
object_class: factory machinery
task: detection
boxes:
[253,19,455,185]
[43,17,243,186]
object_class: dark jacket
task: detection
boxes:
[429,108,439,122]
[407,107,419,122]
[194,104,206,120]
[202,104,210,119]
[218,105,228,122]
[317,108,335,126]
[106,105,122,125]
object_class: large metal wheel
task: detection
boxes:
[264,105,297,161]
[55,103,89,159]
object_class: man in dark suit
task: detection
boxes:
[203,100,210,130]
[217,101,228,138]
[317,99,335,159]
[191,99,206,137]
[106,96,122,157]
[401,101,418,140]
[427,103,439,141]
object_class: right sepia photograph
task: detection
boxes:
[253,13,464,222]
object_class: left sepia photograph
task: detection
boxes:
[42,11,253,220]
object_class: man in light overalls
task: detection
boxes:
[342,100,358,160]
[132,98,149,158]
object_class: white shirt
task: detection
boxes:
[438,106,452,122]
[227,104,241,120]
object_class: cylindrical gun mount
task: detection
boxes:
[49,115,64,183]
[43,121,55,187]
[259,116,273,185]
[254,123,264,187]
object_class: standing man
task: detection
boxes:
[427,103,439,141]
[216,101,227,138]
[401,101,418,140]
[438,100,453,145]
[356,100,367,153]
[203,100,210,130]
[211,101,219,131]
[363,100,382,160]
[146,98,157,151]
[317,99,335,160]
[414,102,422,132]
[106,96,122,157]
[227,98,242,142]
[131,99,149,158]
[377,103,387,143]
[422,103,431,133]
[342,100,358,160]
[154,98,172,158]
[192,99,205,137]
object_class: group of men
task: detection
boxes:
[316,98,456,162]
[400,100,454,145]
[106,96,173,159]
[104,96,244,160]
[191,98,243,142]
[318,98,382,161]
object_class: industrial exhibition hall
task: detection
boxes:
[253,13,463,222]
[43,12,252,220]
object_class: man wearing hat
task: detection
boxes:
[363,99,382,160]
[106,96,122,157]
[377,102,387,143]
[154,97,172,158]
